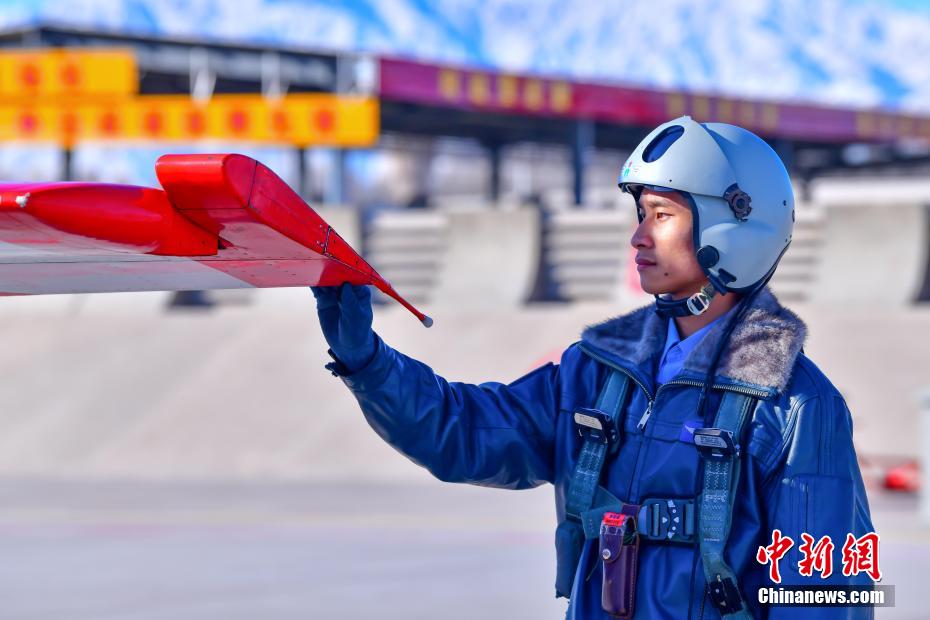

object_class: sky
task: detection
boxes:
[2,0,930,111]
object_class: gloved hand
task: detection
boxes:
[311,283,377,374]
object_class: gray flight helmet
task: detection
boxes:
[619,116,794,293]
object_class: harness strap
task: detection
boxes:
[555,369,631,599]
[697,391,756,619]
[565,370,631,520]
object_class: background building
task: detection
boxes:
[0,2,927,618]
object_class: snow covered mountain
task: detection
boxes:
[1,0,929,111]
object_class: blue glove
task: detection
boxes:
[311,283,377,374]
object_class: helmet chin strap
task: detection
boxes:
[653,281,719,319]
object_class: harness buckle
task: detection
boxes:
[692,427,739,459]
[573,407,621,454]
[707,574,745,614]
[636,498,695,544]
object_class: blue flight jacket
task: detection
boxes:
[328,287,876,619]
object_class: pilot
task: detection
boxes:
[312,117,875,619]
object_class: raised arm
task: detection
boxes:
[311,284,560,489]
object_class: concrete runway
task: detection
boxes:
[0,479,565,620]
[0,293,926,618]
[0,478,924,619]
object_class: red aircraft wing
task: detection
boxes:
[0,153,432,326]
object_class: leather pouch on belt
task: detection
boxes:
[599,512,639,619]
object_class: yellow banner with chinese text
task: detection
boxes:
[0,94,379,147]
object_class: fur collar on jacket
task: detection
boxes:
[580,287,807,393]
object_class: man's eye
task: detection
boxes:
[656,212,672,220]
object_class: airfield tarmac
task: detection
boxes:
[0,292,926,618]
[0,479,924,619]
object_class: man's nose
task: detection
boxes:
[630,220,652,249]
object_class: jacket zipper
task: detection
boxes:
[636,401,653,432]
[579,343,770,432]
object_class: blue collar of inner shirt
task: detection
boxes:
[661,311,729,363]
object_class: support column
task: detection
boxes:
[572,120,595,207]
[773,139,796,176]
[918,205,930,302]
[405,137,433,209]
[62,147,74,181]
[296,146,309,199]
[487,140,502,205]
[922,390,930,523]
[325,148,347,205]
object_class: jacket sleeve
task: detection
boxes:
[756,391,877,619]
[330,334,560,489]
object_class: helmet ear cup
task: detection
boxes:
[696,245,720,269]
